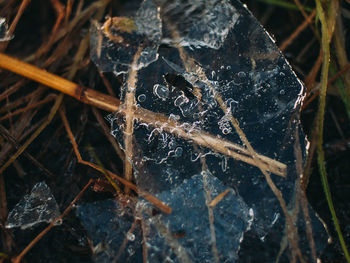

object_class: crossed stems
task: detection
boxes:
[0,53,286,177]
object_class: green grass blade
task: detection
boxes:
[316,1,350,262]
[330,64,350,120]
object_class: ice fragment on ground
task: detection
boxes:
[6,182,60,230]
[137,171,253,263]
[0,17,12,41]
[159,0,239,49]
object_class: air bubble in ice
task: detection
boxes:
[270,212,280,226]
[179,98,199,117]
[127,232,135,241]
[137,94,146,102]
[218,114,232,135]
[174,147,183,157]
[221,156,228,172]
[128,247,135,255]
[168,113,180,122]
[153,84,169,100]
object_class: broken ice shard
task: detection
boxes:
[0,17,12,42]
[76,199,142,263]
[6,182,60,230]
[137,172,253,263]
[90,0,161,75]
[91,0,329,261]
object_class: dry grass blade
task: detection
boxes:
[123,47,143,193]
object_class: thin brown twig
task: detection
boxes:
[64,0,73,26]
[280,9,316,51]
[25,0,111,62]
[50,0,65,36]
[304,49,323,91]
[209,189,230,208]
[0,124,56,178]
[328,62,350,86]
[98,71,117,97]
[0,80,25,101]
[302,62,350,111]
[0,87,43,114]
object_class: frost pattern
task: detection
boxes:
[159,0,239,49]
